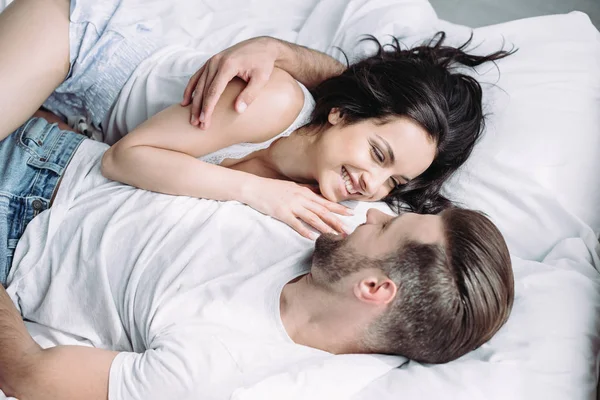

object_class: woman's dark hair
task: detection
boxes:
[308,32,515,213]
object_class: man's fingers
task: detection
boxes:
[191,66,211,127]
[234,72,270,113]
[200,71,233,130]
[198,59,238,130]
[182,68,202,106]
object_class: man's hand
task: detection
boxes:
[181,37,279,130]
[181,36,345,131]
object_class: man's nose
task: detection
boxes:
[365,208,389,224]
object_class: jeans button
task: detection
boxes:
[32,199,44,210]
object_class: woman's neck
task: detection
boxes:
[263,125,320,184]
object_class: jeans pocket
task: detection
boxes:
[20,120,65,176]
[18,118,51,150]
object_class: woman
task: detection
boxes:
[0,0,512,238]
[100,34,512,238]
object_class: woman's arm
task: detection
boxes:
[101,68,302,201]
[182,36,345,130]
[102,68,351,238]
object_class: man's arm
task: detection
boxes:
[0,285,117,400]
[182,36,345,130]
[272,38,346,90]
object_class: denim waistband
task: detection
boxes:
[0,118,86,286]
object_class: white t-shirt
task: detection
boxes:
[6,139,326,399]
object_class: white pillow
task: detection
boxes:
[430,13,600,259]
[296,0,439,55]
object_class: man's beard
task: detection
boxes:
[311,233,366,285]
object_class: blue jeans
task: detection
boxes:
[0,118,85,286]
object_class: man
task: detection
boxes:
[0,118,513,399]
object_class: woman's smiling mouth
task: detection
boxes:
[341,166,359,195]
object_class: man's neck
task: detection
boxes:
[280,274,366,354]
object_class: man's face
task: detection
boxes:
[311,209,445,285]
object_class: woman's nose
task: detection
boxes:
[361,169,387,198]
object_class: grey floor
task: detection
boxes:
[429,0,600,29]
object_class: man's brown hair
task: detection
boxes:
[362,207,514,363]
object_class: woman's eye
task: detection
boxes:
[372,145,384,163]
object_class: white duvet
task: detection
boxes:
[1,0,599,399]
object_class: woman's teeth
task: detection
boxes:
[342,167,358,195]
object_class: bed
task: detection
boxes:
[1,0,599,399]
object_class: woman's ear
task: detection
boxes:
[328,108,342,126]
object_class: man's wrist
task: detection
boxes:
[266,37,345,89]
[0,286,41,397]
[269,37,292,71]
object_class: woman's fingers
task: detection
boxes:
[322,199,354,216]
[298,183,320,194]
[286,215,319,240]
[294,207,340,236]
[303,202,346,234]
[303,190,354,216]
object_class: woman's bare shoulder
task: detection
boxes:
[241,67,306,144]
[107,68,309,162]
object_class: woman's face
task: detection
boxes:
[314,110,436,202]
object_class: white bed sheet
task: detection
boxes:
[1,0,599,399]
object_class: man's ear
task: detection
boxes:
[328,108,342,125]
[353,274,397,306]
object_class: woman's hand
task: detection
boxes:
[181,37,279,130]
[243,177,353,240]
